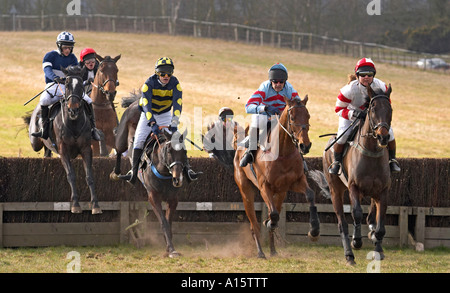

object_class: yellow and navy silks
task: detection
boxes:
[139,74,182,124]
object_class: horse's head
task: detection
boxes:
[95,54,121,101]
[159,129,188,188]
[366,84,393,148]
[62,65,84,120]
[284,95,311,154]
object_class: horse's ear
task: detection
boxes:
[367,84,375,99]
[182,129,188,141]
[386,83,392,97]
[95,53,104,62]
[302,94,308,105]
[113,54,121,63]
[61,65,68,75]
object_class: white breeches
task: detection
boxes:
[39,83,92,106]
[133,111,172,149]
[336,117,395,144]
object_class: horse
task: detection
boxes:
[27,65,101,214]
[90,54,121,157]
[322,84,393,265]
[233,96,320,258]
[110,98,187,257]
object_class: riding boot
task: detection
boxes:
[328,143,345,175]
[388,140,401,173]
[119,148,143,184]
[31,105,50,139]
[85,103,102,141]
[239,127,258,167]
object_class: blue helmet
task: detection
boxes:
[268,63,288,81]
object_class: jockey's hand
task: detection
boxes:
[351,109,366,120]
[53,77,65,84]
[149,122,160,136]
[265,105,280,116]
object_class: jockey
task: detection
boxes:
[203,107,244,159]
[119,57,200,184]
[79,47,99,95]
[239,63,300,167]
[31,32,101,141]
[328,58,400,175]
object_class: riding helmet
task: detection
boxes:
[268,63,288,81]
[355,58,376,75]
[155,57,175,74]
[218,107,234,121]
[80,48,96,62]
[56,31,75,54]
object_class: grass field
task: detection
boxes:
[0,243,448,273]
[1,31,450,158]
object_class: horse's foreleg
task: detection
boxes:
[148,191,178,257]
[332,189,355,265]
[165,197,180,257]
[349,185,363,250]
[371,194,387,260]
[60,155,81,213]
[110,152,122,180]
[241,188,265,258]
[82,150,102,214]
[305,184,320,241]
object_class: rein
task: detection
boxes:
[91,59,119,102]
[149,134,185,180]
[61,76,88,138]
[363,94,391,139]
[277,103,310,147]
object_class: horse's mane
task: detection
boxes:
[65,65,82,76]
[348,74,357,84]
[121,89,141,108]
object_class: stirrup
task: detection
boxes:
[118,170,133,181]
[187,169,201,181]
[239,151,254,167]
[92,128,102,141]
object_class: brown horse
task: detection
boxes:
[234,96,320,258]
[110,98,188,257]
[323,84,393,265]
[27,66,101,214]
[90,54,121,156]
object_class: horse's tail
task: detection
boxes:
[307,169,331,200]
[22,110,33,126]
[121,89,141,108]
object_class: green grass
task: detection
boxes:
[1,31,449,158]
[0,244,448,273]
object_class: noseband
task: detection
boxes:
[150,138,185,179]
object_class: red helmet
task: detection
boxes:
[80,48,96,62]
[355,58,376,74]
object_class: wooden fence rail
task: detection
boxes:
[0,201,448,249]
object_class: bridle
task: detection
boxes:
[62,75,88,131]
[278,103,311,151]
[149,135,186,179]
[92,59,119,101]
[365,94,392,139]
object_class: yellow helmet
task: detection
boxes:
[155,57,174,73]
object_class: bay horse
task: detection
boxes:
[28,65,101,214]
[90,54,121,156]
[323,84,393,265]
[234,96,320,258]
[110,99,187,257]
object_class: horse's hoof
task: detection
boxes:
[109,171,120,181]
[351,238,363,249]
[257,252,266,259]
[71,206,82,213]
[308,231,320,242]
[346,256,356,266]
[169,251,181,258]
[270,251,278,257]
[92,208,103,215]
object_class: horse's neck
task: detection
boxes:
[277,115,297,156]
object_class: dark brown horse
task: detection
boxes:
[323,84,393,265]
[90,54,121,156]
[28,66,101,214]
[234,96,320,258]
[110,99,187,257]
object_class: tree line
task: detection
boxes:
[2,0,449,54]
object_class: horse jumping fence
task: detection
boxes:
[1,201,448,249]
